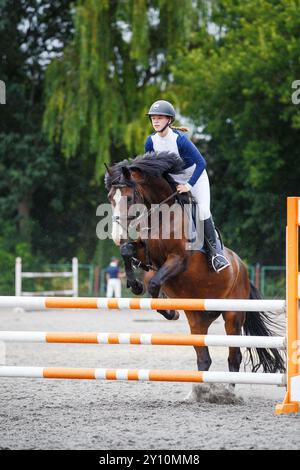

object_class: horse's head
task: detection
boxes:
[105,163,146,246]
[105,152,184,245]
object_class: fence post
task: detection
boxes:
[255,263,261,290]
[15,257,22,296]
[93,266,100,296]
[72,258,78,297]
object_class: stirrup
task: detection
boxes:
[211,253,230,273]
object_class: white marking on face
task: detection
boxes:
[111,189,126,246]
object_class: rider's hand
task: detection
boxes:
[176,184,189,194]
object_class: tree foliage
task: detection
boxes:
[173,0,300,263]
[43,0,201,178]
[0,1,98,268]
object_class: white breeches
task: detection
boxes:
[169,167,211,221]
[106,278,122,298]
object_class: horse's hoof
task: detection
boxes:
[171,310,180,320]
[131,280,145,296]
[147,280,160,298]
[157,309,180,321]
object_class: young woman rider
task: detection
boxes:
[144,99,230,273]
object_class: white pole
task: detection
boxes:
[72,257,78,297]
[15,257,22,296]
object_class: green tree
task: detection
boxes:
[43,0,205,179]
[0,0,74,244]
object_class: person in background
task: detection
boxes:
[105,257,122,297]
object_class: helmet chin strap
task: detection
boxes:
[158,118,172,133]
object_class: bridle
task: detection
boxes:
[111,181,145,240]
[111,180,178,242]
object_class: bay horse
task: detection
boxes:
[105,151,285,377]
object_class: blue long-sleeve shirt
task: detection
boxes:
[105,264,120,279]
[144,128,206,188]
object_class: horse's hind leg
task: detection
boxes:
[184,311,221,402]
[223,311,245,381]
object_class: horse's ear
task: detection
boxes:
[104,163,113,176]
[121,166,131,180]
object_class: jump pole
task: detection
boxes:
[0,296,285,312]
[0,331,285,349]
[0,367,286,385]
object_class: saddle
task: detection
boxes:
[163,173,225,255]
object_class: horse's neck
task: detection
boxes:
[143,177,174,205]
[142,176,187,252]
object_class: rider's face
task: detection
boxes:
[151,115,170,132]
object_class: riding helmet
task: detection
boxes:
[146,100,176,122]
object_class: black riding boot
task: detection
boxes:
[204,217,230,273]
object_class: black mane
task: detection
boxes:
[105,151,183,190]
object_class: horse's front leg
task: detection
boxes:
[120,242,145,295]
[148,254,188,320]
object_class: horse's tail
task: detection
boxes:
[243,282,286,373]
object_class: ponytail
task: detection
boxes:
[170,125,189,133]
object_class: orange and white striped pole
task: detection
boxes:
[0,366,285,385]
[276,197,300,414]
[0,296,286,312]
[0,331,285,349]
